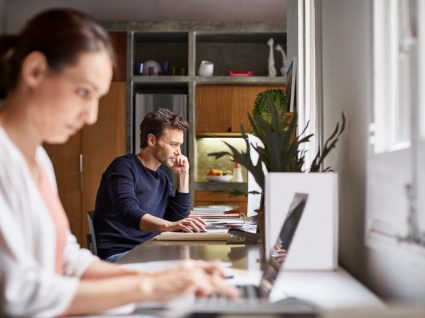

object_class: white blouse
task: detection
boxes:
[0,127,97,317]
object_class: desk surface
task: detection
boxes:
[117,241,258,269]
[117,240,382,310]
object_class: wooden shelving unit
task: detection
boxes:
[114,21,287,207]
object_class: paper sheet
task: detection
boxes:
[154,229,230,241]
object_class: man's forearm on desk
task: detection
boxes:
[139,214,172,232]
[139,213,206,233]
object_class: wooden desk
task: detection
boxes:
[117,240,382,311]
[117,241,258,269]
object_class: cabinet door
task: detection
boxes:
[110,32,127,81]
[81,82,126,241]
[196,85,233,133]
[196,85,284,134]
[44,82,126,246]
[44,134,82,242]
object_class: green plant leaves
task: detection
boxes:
[208,90,346,194]
[252,89,288,116]
[209,128,265,190]
[309,113,346,172]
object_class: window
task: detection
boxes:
[368,0,425,252]
[372,0,413,153]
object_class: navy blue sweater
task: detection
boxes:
[93,154,190,259]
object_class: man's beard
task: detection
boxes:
[153,146,173,167]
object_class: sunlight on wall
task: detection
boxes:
[196,137,247,182]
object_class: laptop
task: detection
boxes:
[181,192,317,317]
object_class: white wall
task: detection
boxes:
[286,0,298,61]
[321,0,425,304]
[321,0,371,281]
[3,0,286,33]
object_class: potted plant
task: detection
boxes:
[252,88,289,119]
[209,93,345,252]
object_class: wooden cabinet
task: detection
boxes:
[44,134,83,241]
[196,86,233,133]
[45,82,126,246]
[110,32,127,81]
[196,85,284,134]
[81,82,126,240]
[194,191,247,215]
[43,32,127,246]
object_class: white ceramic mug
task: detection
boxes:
[198,60,214,76]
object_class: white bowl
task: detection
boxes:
[206,175,233,182]
[142,60,161,75]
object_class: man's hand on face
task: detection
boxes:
[170,154,189,176]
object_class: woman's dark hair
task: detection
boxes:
[139,108,189,149]
[0,8,115,99]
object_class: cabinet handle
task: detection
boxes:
[79,154,83,191]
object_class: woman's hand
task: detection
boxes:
[138,260,239,302]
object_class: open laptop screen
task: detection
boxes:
[285,57,297,112]
[258,192,308,297]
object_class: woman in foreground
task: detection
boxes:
[0,8,237,317]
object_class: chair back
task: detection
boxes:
[86,210,97,255]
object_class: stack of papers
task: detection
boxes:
[191,205,240,218]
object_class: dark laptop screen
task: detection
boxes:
[258,192,308,297]
[285,57,297,112]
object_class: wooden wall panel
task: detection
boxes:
[81,82,126,240]
[196,85,284,134]
[196,85,233,133]
[44,133,82,243]
[110,32,127,82]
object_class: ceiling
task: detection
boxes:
[2,0,287,33]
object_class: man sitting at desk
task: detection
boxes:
[94,108,205,262]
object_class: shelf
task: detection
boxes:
[132,76,284,85]
[132,31,188,77]
[195,32,286,77]
[132,75,190,83]
[124,22,285,209]
[196,132,245,138]
[193,182,247,192]
[195,76,285,85]
[195,32,285,43]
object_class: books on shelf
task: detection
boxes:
[190,205,240,218]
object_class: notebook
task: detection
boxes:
[182,192,317,316]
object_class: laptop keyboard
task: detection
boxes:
[238,284,261,298]
[195,284,260,309]
[205,223,222,230]
[205,222,256,231]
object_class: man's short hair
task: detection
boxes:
[139,108,189,149]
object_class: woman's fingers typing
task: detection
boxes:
[138,262,239,302]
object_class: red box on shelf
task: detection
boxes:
[228,70,254,77]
